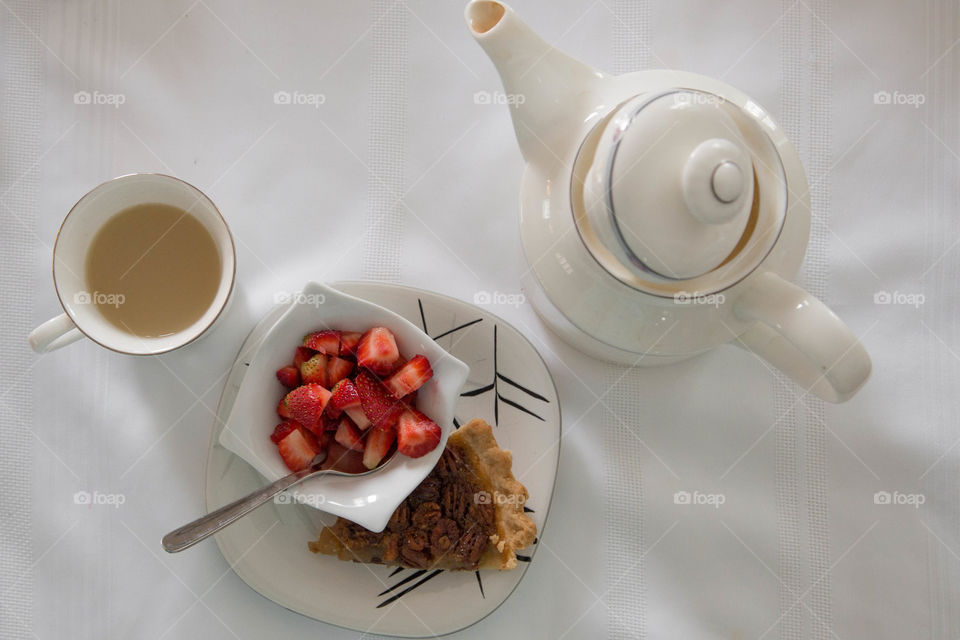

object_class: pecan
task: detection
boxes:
[411,502,442,529]
[430,518,460,554]
[454,530,489,566]
[404,528,428,552]
[409,474,441,505]
[387,501,410,532]
[401,529,430,568]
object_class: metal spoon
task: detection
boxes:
[162,449,393,553]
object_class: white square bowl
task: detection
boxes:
[217,281,470,531]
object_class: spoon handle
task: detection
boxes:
[162,463,322,553]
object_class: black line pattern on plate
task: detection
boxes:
[376,570,444,608]
[371,299,546,607]
[460,325,549,425]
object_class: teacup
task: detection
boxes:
[29,173,236,355]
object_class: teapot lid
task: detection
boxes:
[582,89,755,281]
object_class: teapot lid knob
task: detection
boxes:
[682,138,751,226]
[582,90,756,281]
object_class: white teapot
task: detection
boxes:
[466,0,870,402]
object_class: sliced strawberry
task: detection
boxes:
[356,327,400,375]
[321,413,339,431]
[329,378,360,410]
[326,356,355,387]
[277,397,292,419]
[363,427,395,469]
[270,421,297,444]
[402,390,418,406]
[345,407,372,430]
[323,441,367,474]
[325,400,343,419]
[396,408,442,458]
[355,371,404,431]
[387,355,408,376]
[384,355,433,398]
[339,331,363,356]
[300,353,328,387]
[334,417,365,451]
[275,365,301,388]
[303,330,340,355]
[302,412,332,438]
[293,346,315,368]
[277,428,320,472]
[284,383,331,431]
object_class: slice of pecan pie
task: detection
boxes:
[308,418,537,570]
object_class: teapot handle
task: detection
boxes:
[732,271,871,403]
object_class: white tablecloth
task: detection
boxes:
[2,1,959,638]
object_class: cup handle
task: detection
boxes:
[733,271,871,403]
[28,313,86,353]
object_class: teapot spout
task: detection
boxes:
[466,0,604,165]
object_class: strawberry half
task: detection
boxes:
[334,417,365,451]
[384,355,433,398]
[396,408,442,458]
[326,356,355,387]
[329,379,371,429]
[300,353,328,387]
[303,330,340,355]
[270,421,298,444]
[277,427,321,472]
[339,331,363,356]
[293,346,314,368]
[356,327,400,375]
[276,365,301,388]
[355,371,404,431]
[284,383,331,432]
[363,427,395,469]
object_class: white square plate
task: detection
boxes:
[204,282,561,636]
